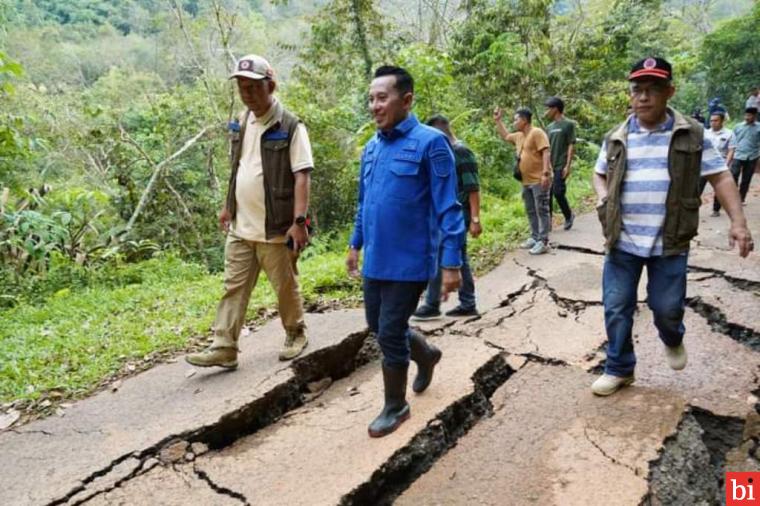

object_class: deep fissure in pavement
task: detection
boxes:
[687,265,760,294]
[52,330,373,505]
[644,409,747,505]
[686,296,760,352]
[338,354,523,505]
[41,250,760,505]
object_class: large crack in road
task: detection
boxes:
[6,214,757,505]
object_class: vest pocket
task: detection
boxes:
[676,197,701,242]
[270,187,294,229]
[263,139,289,151]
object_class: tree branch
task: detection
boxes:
[162,175,208,263]
[121,125,210,232]
[167,0,222,122]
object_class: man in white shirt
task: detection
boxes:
[700,109,732,217]
[187,55,314,369]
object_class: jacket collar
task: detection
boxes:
[379,114,419,140]
[609,107,690,145]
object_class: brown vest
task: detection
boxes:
[225,105,302,239]
[597,108,704,256]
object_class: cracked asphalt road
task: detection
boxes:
[2,185,759,505]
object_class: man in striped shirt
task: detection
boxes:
[591,57,754,396]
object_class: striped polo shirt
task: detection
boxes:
[595,114,727,257]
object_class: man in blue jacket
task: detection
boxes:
[346,66,464,438]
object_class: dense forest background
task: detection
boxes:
[1,0,758,407]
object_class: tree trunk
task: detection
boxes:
[350,0,373,80]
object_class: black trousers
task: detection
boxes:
[714,158,757,212]
[363,278,427,369]
[550,167,572,221]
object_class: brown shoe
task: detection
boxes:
[279,333,308,361]
[185,346,238,369]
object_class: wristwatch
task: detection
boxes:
[471,216,480,224]
[295,215,307,227]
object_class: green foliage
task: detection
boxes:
[0,50,33,176]
[701,3,760,115]
[0,0,754,406]
[0,246,355,403]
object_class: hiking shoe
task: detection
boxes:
[591,374,635,396]
[520,237,537,249]
[445,306,478,317]
[664,343,687,370]
[564,213,575,231]
[528,240,548,255]
[279,333,308,361]
[412,305,442,321]
[185,346,238,369]
[710,210,720,217]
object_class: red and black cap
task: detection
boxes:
[628,57,672,81]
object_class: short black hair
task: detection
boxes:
[374,65,414,96]
[544,96,564,113]
[516,108,532,123]
[710,110,726,120]
[426,114,449,127]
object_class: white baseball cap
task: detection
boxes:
[229,54,275,80]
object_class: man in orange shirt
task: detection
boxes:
[494,107,552,254]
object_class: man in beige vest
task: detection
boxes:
[186,55,313,368]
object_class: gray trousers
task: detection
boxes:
[521,183,551,243]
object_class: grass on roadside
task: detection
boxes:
[0,156,597,408]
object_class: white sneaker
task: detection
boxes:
[528,240,548,255]
[591,373,635,396]
[520,238,537,249]
[664,343,687,370]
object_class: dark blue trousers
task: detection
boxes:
[425,232,476,311]
[603,249,687,377]
[363,278,427,369]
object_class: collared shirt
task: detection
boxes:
[704,127,732,159]
[728,121,760,161]
[595,113,726,258]
[350,114,464,281]
[232,99,314,242]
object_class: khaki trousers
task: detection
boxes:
[211,235,306,349]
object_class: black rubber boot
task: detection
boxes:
[409,330,442,393]
[368,364,410,438]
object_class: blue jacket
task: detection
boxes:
[349,114,464,281]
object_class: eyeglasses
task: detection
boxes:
[630,84,669,97]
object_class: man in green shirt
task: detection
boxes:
[544,97,576,230]
[413,114,482,320]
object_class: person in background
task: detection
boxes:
[413,114,482,321]
[725,106,760,206]
[700,109,733,217]
[544,96,577,230]
[493,107,552,255]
